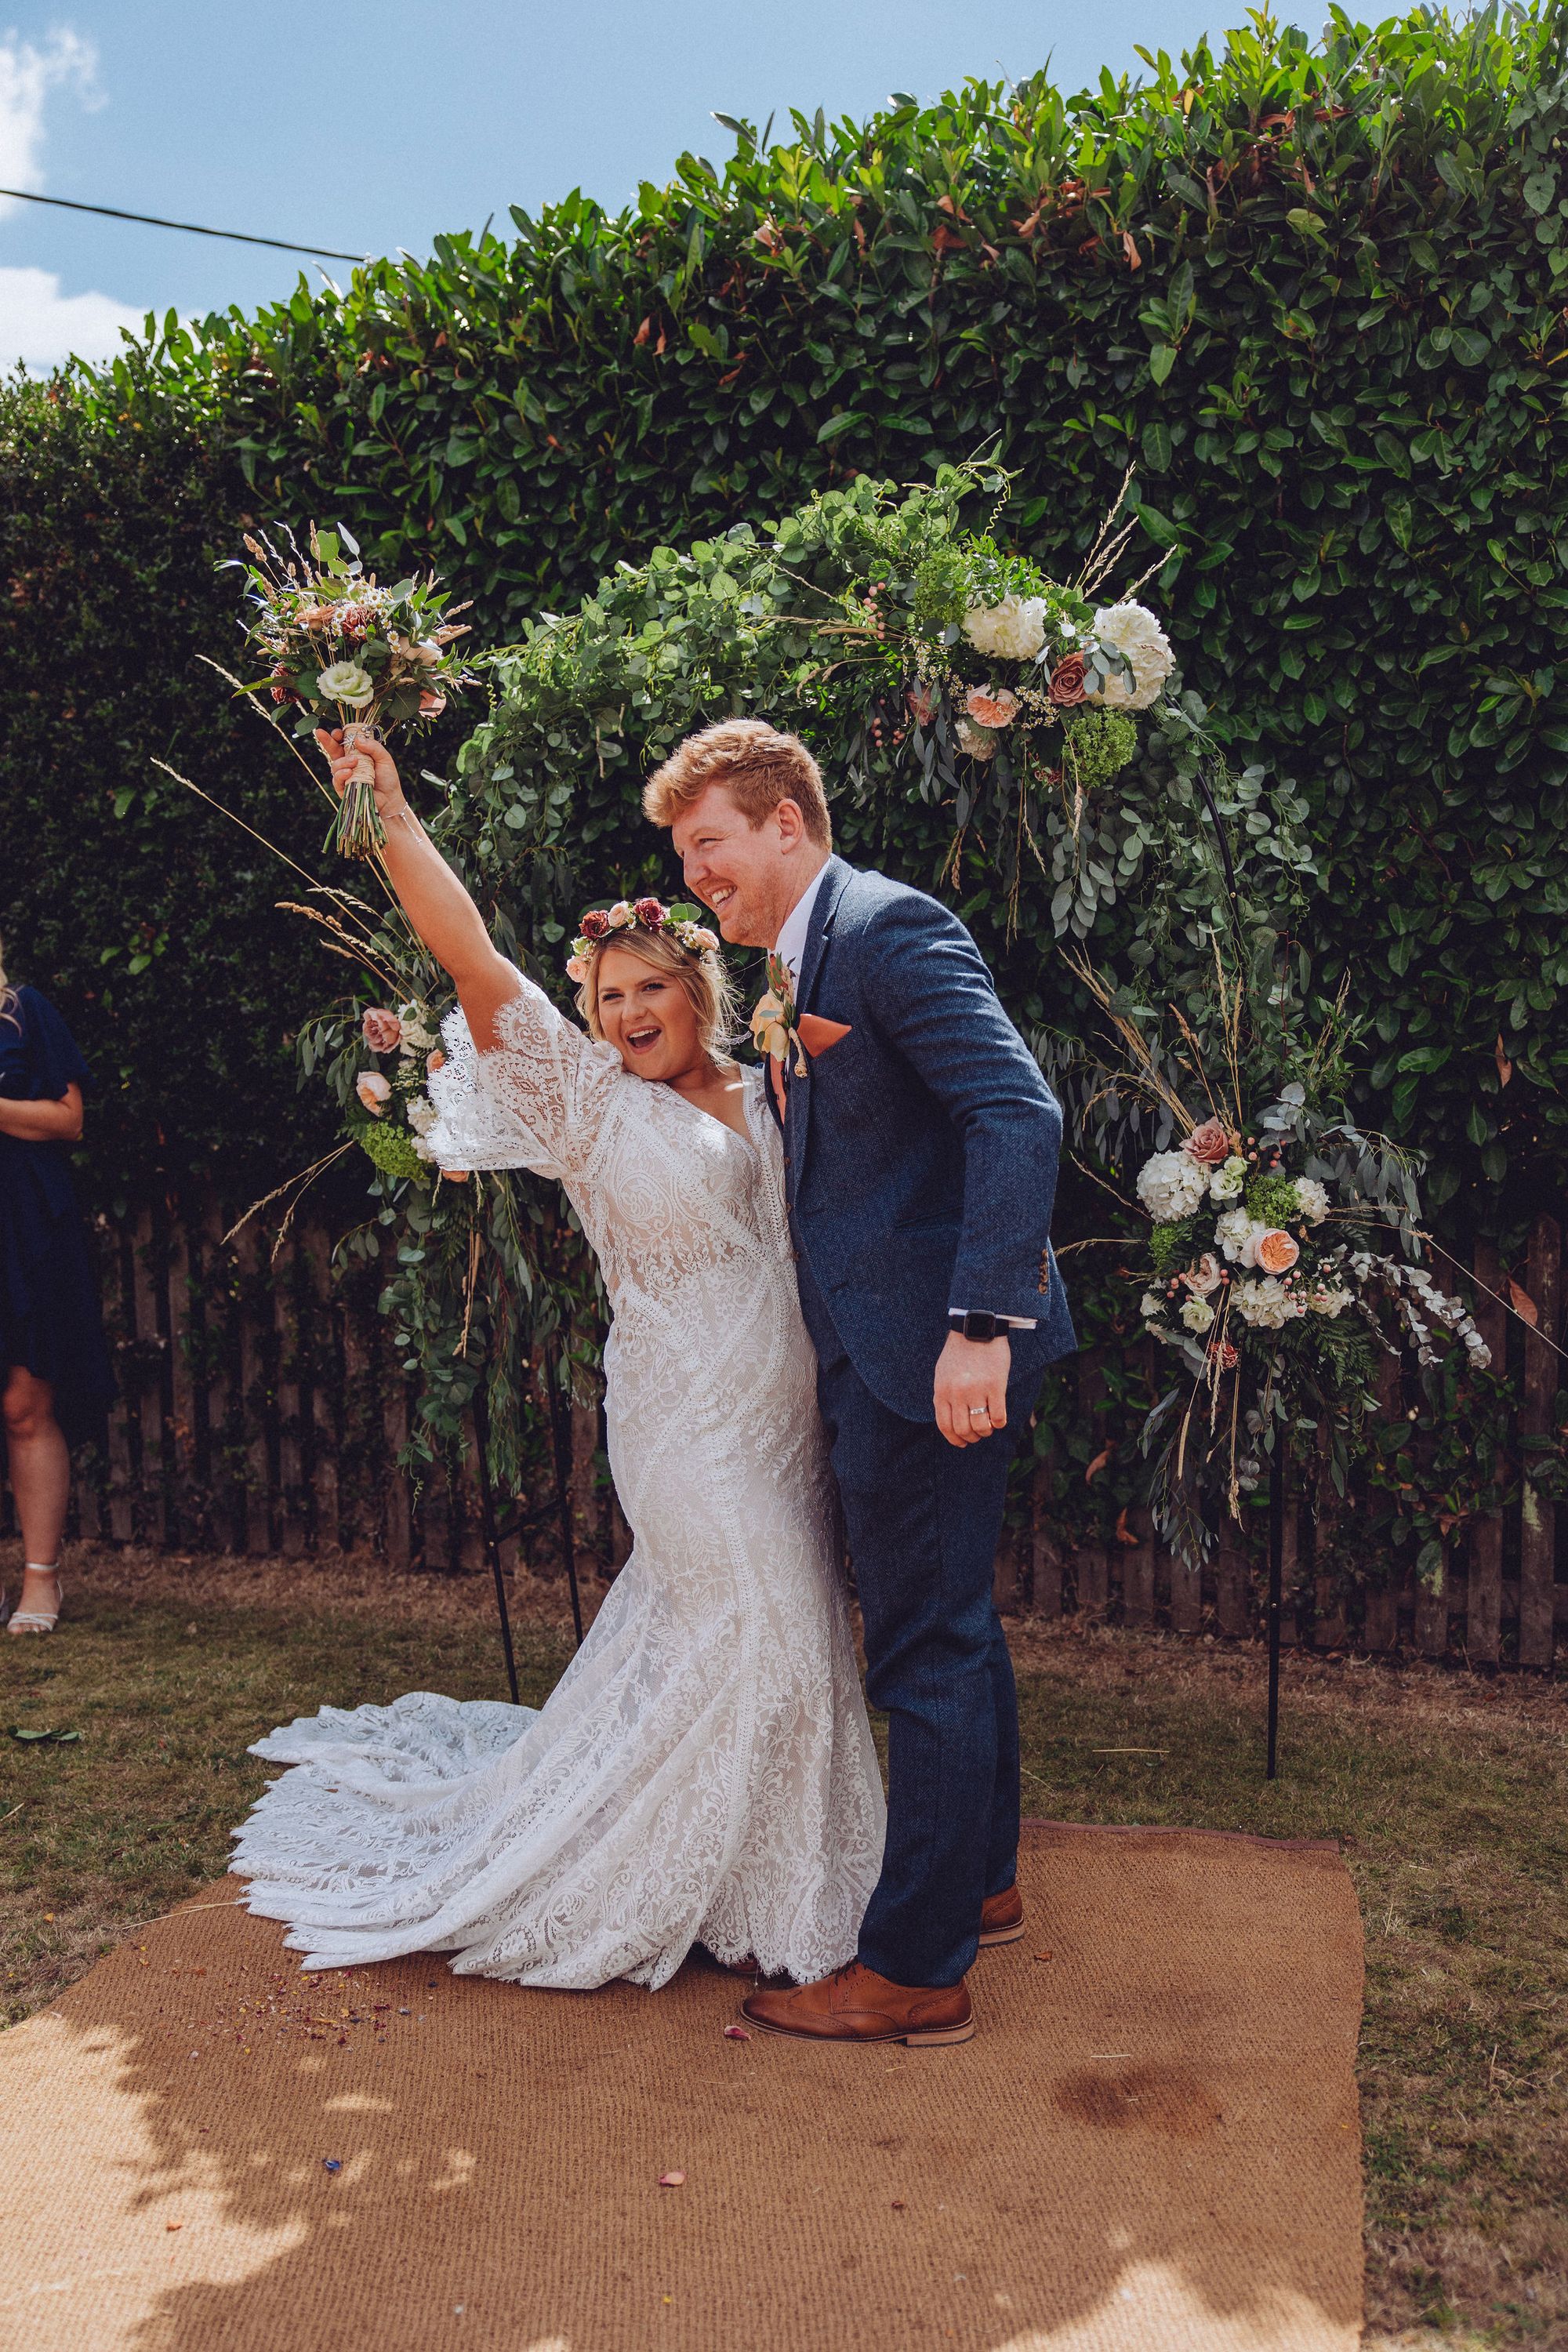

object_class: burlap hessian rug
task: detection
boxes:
[0,1820,1364,2352]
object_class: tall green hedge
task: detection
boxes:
[3,3,1567,1238]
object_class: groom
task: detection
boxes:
[645,719,1074,2045]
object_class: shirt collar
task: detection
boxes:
[773,862,831,988]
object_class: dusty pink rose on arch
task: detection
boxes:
[1256,1229,1301,1275]
[1047,654,1088,707]
[361,1007,402,1054]
[1183,1116,1232,1167]
[1181,1251,1223,1297]
[964,685,1020,730]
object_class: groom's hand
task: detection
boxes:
[935,1331,1010,1448]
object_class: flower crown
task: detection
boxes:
[565,897,721,984]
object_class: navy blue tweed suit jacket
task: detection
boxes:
[779,856,1075,1423]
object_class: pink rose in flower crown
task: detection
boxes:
[361,1007,403,1054]
[565,953,590,984]
[633,896,667,927]
[578,909,612,940]
[607,901,634,929]
[1182,1117,1232,1167]
[964,685,1020,730]
[1256,1229,1301,1275]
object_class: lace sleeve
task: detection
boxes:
[425,965,620,1181]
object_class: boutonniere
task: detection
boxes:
[750,953,809,1076]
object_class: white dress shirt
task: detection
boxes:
[773,862,831,990]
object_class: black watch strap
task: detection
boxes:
[950,1309,1003,1342]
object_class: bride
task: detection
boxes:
[230,732,885,1988]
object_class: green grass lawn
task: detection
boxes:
[2,1548,1564,2350]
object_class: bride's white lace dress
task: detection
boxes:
[230,969,885,1988]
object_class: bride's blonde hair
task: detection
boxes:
[574,927,738,1063]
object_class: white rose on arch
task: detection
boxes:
[962,593,1048,663]
[1086,602,1174,711]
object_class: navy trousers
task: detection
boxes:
[796,1252,1034,1988]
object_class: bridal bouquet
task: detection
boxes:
[230,523,480,859]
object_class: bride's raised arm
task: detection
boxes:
[318,729,612,1181]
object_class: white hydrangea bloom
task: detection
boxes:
[1214,1206,1273,1266]
[1232,1277,1304,1329]
[1309,1287,1353,1317]
[962,594,1048,662]
[1293,1177,1331,1225]
[1136,1149,1211,1224]
[406,1094,437,1136]
[1087,601,1175,710]
[1180,1296,1215,1333]
[1209,1156,1248,1203]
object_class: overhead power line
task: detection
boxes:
[0,185,365,263]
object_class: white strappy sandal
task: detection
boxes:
[6,1567,61,1635]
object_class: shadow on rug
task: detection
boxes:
[0,1820,1363,2351]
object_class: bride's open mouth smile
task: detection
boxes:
[625,1024,663,1055]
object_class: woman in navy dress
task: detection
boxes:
[0,952,115,1634]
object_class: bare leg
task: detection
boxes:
[2,1365,68,1619]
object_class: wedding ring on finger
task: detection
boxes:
[968,1405,991,1421]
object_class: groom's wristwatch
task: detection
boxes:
[948,1309,1037,1341]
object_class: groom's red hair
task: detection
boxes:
[643,719,833,849]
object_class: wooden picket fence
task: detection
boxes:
[2,1202,1561,1668]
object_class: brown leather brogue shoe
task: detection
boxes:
[740,1961,975,2046]
[978,1882,1025,1947]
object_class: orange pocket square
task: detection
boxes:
[796,1014,852,1058]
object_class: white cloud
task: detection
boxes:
[0,27,102,212]
[0,31,140,369]
[0,262,142,367]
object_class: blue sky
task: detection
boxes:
[1,1,1230,369]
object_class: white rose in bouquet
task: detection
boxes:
[1293,1177,1331,1225]
[1209,1155,1248,1203]
[1087,601,1174,711]
[963,594,1048,662]
[317,660,376,706]
[1136,1148,1211,1224]
[1232,1276,1304,1328]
